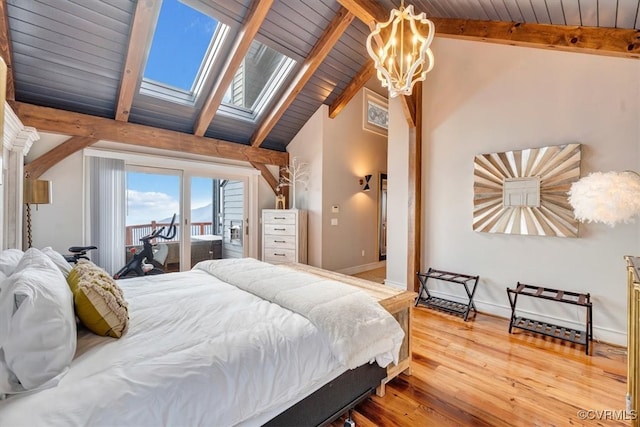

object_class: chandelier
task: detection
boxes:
[365,1,435,98]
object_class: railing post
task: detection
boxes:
[126,226,132,246]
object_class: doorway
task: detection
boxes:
[379,173,387,261]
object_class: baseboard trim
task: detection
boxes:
[336,261,386,276]
[427,289,626,347]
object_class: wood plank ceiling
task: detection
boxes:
[2,0,640,179]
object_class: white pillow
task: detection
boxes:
[0,249,24,277]
[0,248,77,395]
[41,247,73,278]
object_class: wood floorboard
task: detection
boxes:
[331,306,629,427]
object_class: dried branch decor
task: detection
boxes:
[278,157,309,210]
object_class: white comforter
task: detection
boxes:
[195,258,405,369]
[0,261,403,427]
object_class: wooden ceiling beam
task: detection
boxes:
[194,0,273,136]
[25,136,98,180]
[432,18,640,59]
[329,59,375,119]
[115,0,159,122]
[340,0,640,59]
[0,0,15,100]
[250,7,355,147]
[10,101,288,165]
[250,161,281,193]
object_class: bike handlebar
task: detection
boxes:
[139,214,178,242]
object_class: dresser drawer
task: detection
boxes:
[263,211,296,225]
[264,249,296,264]
[263,234,296,249]
[264,224,296,235]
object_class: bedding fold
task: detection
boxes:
[194,258,405,370]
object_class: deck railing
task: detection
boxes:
[125,221,213,246]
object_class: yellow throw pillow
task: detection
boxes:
[67,260,129,338]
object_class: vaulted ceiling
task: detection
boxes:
[1,0,640,182]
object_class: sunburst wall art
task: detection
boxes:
[473,143,582,237]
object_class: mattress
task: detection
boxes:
[0,270,343,426]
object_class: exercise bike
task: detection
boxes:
[114,214,177,280]
[64,245,97,264]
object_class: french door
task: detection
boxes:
[125,167,248,271]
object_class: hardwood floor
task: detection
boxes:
[331,307,629,427]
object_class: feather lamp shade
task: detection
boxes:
[568,171,640,227]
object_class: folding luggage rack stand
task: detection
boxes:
[415,268,480,321]
[507,282,593,355]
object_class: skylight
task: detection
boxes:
[144,0,217,91]
[220,40,295,121]
[139,0,294,122]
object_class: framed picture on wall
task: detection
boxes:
[363,88,388,137]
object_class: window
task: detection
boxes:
[141,0,228,105]
[220,40,295,121]
[140,0,295,122]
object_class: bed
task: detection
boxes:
[0,252,414,426]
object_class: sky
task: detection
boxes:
[127,1,220,226]
[143,0,217,91]
[126,173,214,226]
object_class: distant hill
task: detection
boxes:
[160,203,213,223]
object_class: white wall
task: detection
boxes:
[288,89,387,273]
[286,106,324,267]
[322,91,387,272]
[385,96,410,289]
[422,38,640,345]
[25,133,84,253]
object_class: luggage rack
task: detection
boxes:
[415,268,480,321]
[506,283,593,355]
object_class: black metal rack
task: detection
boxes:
[415,268,480,321]
[506,282,593,355]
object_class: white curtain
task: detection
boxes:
[88,156,125,275]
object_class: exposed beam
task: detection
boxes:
[432,18,640,59]
[10,101,288,165]
[0,0,15,100]
[250,161,281,194]
[407,82,422,293]
[250,7,355,147]
[115,0,159,122]
[329,59,375,119]
[336,0,387,25]
[340,0,640,59]
[25,136,98,180]
[194,0,274,136]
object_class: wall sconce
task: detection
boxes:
[24,179,52,248]
[360,174,372,192]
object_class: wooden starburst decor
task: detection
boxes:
[473,143,582,237]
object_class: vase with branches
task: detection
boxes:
[278,157,309,209]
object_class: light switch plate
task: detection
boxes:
[331,218,338,226]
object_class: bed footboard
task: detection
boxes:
[283,263,416,397]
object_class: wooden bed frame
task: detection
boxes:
[264,264,416,426]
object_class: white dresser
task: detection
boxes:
[261,209,307,264]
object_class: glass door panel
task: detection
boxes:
[126,169,182,272]
[189,177,244,268]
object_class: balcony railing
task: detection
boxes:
[125,221,213,246]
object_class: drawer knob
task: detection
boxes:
[274,227,286,231]
[274,240,286,243]
[274,253,286,256]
